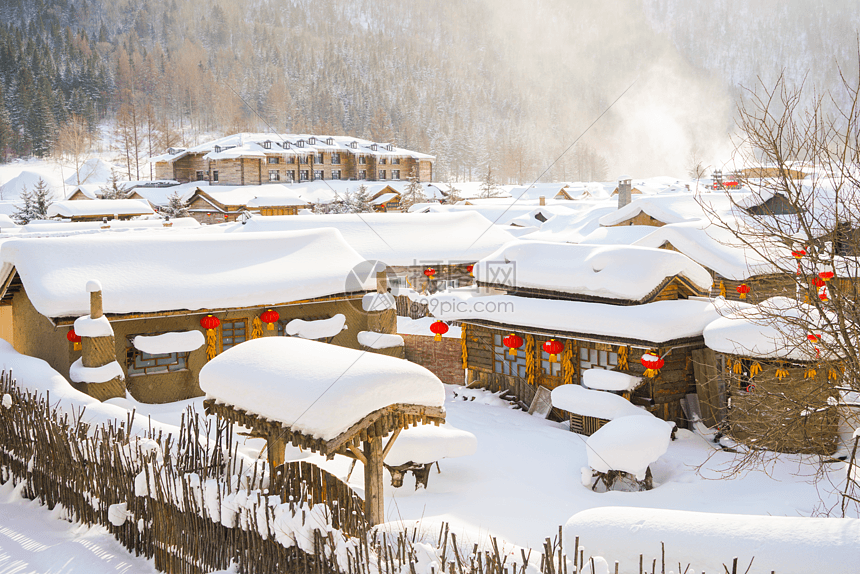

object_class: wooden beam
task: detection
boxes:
[381,427,402,460]
[346,444,367,466]
[363,436,384,526]
[267,432,286,470]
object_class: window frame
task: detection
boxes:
[493,333,527,378]
[331,169,341,180]
[220,319,248,353]
[268,170,280,182]
[126,340,190,377]
[331,153,341,165]
[212,170,219,182]
[392,169,400,180]
[267,156,279,164]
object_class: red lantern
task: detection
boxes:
[542,339,564,363]
[424,267,436,279]
[819,271,835,282]
[808,333,821,343]
[260,309,279,330]
[819,287,829,302]
[640,352,664,378]
[736,283,751,299]
[429,320,449,342]
[811,277,826,288]
[200,315,221,330]
[67,328,82,351]
[502,333,524,356]
[792,249,806,275]
[466,264,474,276]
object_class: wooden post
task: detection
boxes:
[267,432,286,470]
[363,436,384,526]
[376,270,388,294]
[90,289,103,319]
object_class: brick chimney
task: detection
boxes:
[539,196,546,206]
[75,280,126,402]
[617,176,632,209]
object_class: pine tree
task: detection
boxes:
[479,165,502,198]
[445,179,462,204]
[99,169,131,199]
[399,167,426,211]
[13,187,35,224]
[161,191,189,218]
[14,178,53,223]
[347,184,374,213]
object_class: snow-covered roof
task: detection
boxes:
[576,225,656,245]
[150,133,434,164]
[2,217,199,237]
[370,192,398,205]
[509,183,572,201]
[198,337,445,441]
[208,211,516,266]
[0,227,371,317]
[67,184,101,199]
[426,292,729,345]
[47,199,155,218]
[473,241,712,301]
[597,193,740,227]
[520,205,617,243]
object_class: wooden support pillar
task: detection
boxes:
[363,436,384,526]
[267,432,286,470]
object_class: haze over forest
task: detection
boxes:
[1,0,859,181]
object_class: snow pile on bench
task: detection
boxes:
[585,416,672,480]
[357,331,404,349]
[551,384,650,420]
[73,314,113,337]
[133,331,205,354]
[285,314,347,339]
[362,292,396,312]
[47,199,155,218]
[199,337,445,441]
[564,506,860,574]
[385,424,477,466]
[582,369,641,392]
[472,241,712,301]
[70,359,124,384]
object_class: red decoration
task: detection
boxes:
[792,249,806,275]
[640,352,664,377]
[502,333,524,356]
[819,288,829,302]
[807,333,821,343]
[542,339,564,363]
[260,309,280,331]
[819,271,835,282]
[67,328,82,351]
[466,264,474,276]
[424,267,436,279]
[811,277,826,288]
[200,315,221,330]
[429,320,449,342]
[736,283,751,299]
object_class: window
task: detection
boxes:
[287,156,295,164]
[214,145,222,153]
[331,153,341,165]
[212,170,219,182]
[316,153,324,164]
[300,170,309,182]
[493,333,527,377]
[331,170,341,180]
[326,137,334,145]
[359,156,367,165]
[392,157,401,165]
[221,320,247,351]
[392,169,400,180]
[378,170,386,180]
[380,157,387,165]
[313,170,324,180]
[579,347,618,380]
[308,137,316,145]
[540,340,562,377]
[371,143,378,151]
[267,156,279,164]
[299,155,309,164]
[350,141,358,149]
[262,141,272,149]
[358,170,367,179]
[285,170,295,182]
[127,348,189,376]
[196,170,205,180]
[269,170,280,181]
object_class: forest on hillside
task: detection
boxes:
[1,0,858,182]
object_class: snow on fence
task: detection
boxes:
[0,371,788,574]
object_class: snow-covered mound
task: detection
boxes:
[585,416,672,479]
[564,506,860,574]
[64,158,118,185]
[384,424,477,466]
[0,170,64,201]
[582,369,641,392]
[551,384,651,420]
[199,337,445,441]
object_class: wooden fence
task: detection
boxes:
[0,371,759,574]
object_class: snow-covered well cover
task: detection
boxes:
[585,416,672,479]
[47,199,155,218]
[73,314,113,337]
[582,369,641,392]
[703,297,831,360]
[564,507,860,574]
[357,331,404,349]
[472,241,711,300]
[198,337,445,441]
[285,314,346,339]
[0,228,371,318]
[384,424,477,466]
[551,384,650,420]
[133,331,205,354]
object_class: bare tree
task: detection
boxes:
[56,115,92,185]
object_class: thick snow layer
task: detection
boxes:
[397,316,462,338]
[362,292,396,312]
[551,384,651,420]
[473,241,712,300]
[73,314,114,337]
[133,331,205,354]
[86,279,102,292]
[576,225,655,245]
[586,416,672,479]
[69,358,124,384]
[582,369,641,392]
[357,331,404,349]
[210,211,516,266]
[0,169,65,201]
[426,292,729,344]
[703,297,831,360]
[199,337,445,441]
[0,228,371,317]
[597,193,740,227]
[64,158,118,185]
[564,507,860,574]
[519,206,620,243]
[385,424,478,466]
[0,214,18,227]
[285,314,346,339]
[47,199,155,218]
[3,217,200,237]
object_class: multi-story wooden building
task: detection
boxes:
[151,134,434,186]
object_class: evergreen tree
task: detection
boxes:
[346,184,374,213]
[445,179,462,204]
[160,191,189,218]
[99,169,130,199]
[479,165,502,198]
[14,178,53,223]
[399,167,426,211]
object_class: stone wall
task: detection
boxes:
[401,333,464,386]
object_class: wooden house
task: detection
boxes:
[430,242,720,427]
[150,134,434,186]
[46,199,156,222]
[369,186,402,212]
[702,298,839,454]
[0,228,399,404]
